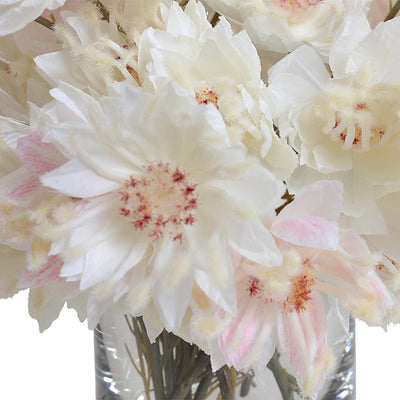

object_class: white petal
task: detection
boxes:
[35,50,90,89]
[41,158,120,198]
[80,233,145,290]
[59,256,85,278]
[0,245,25,298]
[152,240,195,331]
[269,45,328,89]
[28,282,72,332]
[194,235,236,314]
[368,191,400,262]
[276,180,344,223]
[329,9,371,77]
[347,17,400,82]
[312,141,353,172]
[229,218,282,267]
[50,82,103,124]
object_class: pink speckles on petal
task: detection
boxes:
[17,131,67,176]
[17,255,64,289]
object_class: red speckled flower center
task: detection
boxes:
[195,88,219,109]
[331,107,386,151]
[283,269,315,312]
[246,267,315,313]
[119,162,198,242]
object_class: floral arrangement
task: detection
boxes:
[1,0,400,399]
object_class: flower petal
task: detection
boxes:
[17,131,67,176]
[17,255,63,289]
[41,158,120,198]
[272,216,339,251]
[229,218,282,267]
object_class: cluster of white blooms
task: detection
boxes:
[1,0,400,397]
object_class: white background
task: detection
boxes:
[1,290,400,399]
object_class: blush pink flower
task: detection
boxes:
[0,130,82,330]
[207,181,395,397]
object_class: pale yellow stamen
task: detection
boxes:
[315,71,400,152]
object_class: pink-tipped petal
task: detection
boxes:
[17,131,67,176]
[0,167,40,201]
[277,293,332,396]
[17,255,64,289]
[272,216,339,250]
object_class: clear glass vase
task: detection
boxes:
[95,311,355,400]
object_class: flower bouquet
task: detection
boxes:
[1,0,400,399]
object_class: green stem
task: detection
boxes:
[276,188,294,215]
[123,316,302,400]
[34,16,54,30]
[267,351,299,400]
[171,352,210,400]
[128,317,152,400]
[210,12,221,27]
[385,0,400,21]
[161,332,176,398]
[193,366,213,400]
[239,372,254,397]
[137,318,166,400]
[216,366,236,400]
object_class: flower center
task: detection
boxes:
[195,88,219,109]
[245,255,315,313]
[119,162,198,242]
[283,268,315,312]
[266,0,323,20]
[315,74,400,152]
[271,0,323,11]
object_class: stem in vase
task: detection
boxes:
[216,366,237,400]
[193,370,214,400]
[124,315,302,400]
[137,318,166,400]
[171,352,211,400]
[267,351,299,400]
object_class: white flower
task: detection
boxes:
[35,0,169,95]
[268,17,400,238]
[0,25,62,125]
[38,81,285,330]
[137,0,297,179]
[0,0,67,36]
[202,0,371,54]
